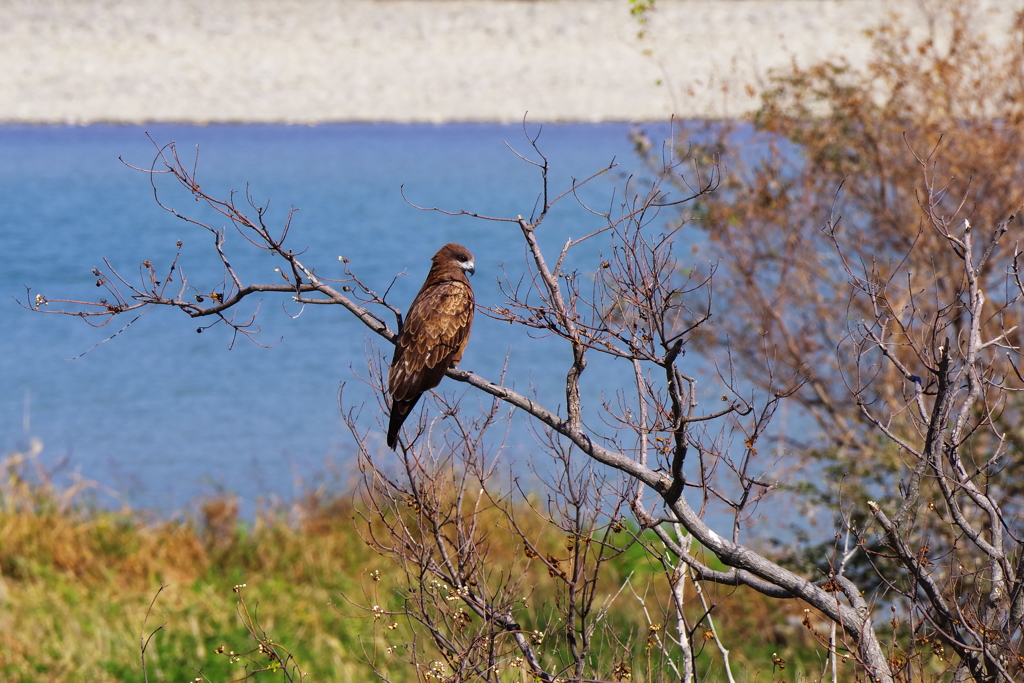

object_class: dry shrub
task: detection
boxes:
[0,442,205,586]
[201,495,240,556]
[646,1,1024,511]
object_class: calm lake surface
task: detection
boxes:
[2,122,717,515]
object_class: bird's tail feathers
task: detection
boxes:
[387,394,422,450]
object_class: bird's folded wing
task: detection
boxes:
[388,281,474,402]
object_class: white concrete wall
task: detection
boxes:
[0,0,1017,123]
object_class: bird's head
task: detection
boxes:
[434,243,475,276]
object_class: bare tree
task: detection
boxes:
[26,108,1024,683]
[826,141,1024,683]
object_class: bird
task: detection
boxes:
[387,243,475,449]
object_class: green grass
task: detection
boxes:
[0,446,855,682]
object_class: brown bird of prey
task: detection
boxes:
[387,243,475,449]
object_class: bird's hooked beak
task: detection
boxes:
[463,260,475,276]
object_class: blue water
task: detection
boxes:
[2,122,709,514]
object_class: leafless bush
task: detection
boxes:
[28,95,1024,682]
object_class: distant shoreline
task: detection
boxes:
[0,0,1016,124]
